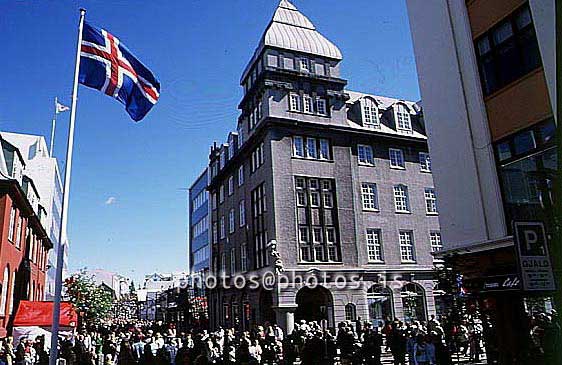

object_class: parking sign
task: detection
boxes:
[513,221,556,291]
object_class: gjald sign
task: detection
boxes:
[514,221,556,291]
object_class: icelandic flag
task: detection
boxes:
[79,21,160,121]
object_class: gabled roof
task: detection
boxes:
[242,0,342,82]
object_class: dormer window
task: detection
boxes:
[237,125,245,146]
[228,139,235,160]
[362,98,379,129]
[300,58,310,72]
[395,104,412,132]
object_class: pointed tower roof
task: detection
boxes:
[242,0,342,81]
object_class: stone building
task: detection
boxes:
[207,0,441,332]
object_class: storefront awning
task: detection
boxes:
[13,301,77,327]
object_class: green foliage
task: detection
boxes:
[64,271,114,325]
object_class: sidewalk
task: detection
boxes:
[379,351,488,364]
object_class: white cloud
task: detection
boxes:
[104,196,117,205]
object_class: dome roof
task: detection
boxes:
[242,0,342,82]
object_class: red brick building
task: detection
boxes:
[0,138,52,337]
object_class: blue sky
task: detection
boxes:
[0,0,420,284]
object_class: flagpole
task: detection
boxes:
[50,97,57,157]
[49,8,86,365]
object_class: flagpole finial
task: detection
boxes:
[79,8,86,15]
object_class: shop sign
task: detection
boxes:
[514,221,556,291]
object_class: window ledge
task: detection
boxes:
[395,210,411,214]
[298,261,344,265]
[420,170,432,174]
[291,156,334,163]
[288,110,331,118]
[390,166,406,170]
[363,208,380,213]
[367,260,385,264]
[426,212,439,216]
[358,163,375,167]
[401,260,417,264]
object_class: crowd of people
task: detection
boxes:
[0,310,559,365]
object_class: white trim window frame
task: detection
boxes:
[362,98,379,129]
[238,165,244,186]
[430,231,443,252]
[358,144,374,166]
[239,200,246,227]
[240,243,248,272]
[361,183,378,211]
[366,228,383,262]
[425,188,438,214]
[419,152,431,172]
[395,104,412,132]
[303,95,313,113]
[319,139,330,160]
[316,98,327,115]
[389,148,405,169]
[300,58,310,72]
[306,137,318,159]
[399,230,415,262]
[229,208,235,234]
[228,176,234,196]
[289,93,300,111]
[293,136,305,158]
[393,184,410,213]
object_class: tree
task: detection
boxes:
[64,271,114,326]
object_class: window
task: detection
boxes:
[237,124,245,146]
[251,143,265,172]
[289,94,300,111]
[363,99,379,128]
[430,232,443,252]
[220,151,226,169]
[296,177,307,207]
[425,188,438,214]
[251,184,268,268]
[300,58,310,72]
[306,138,318,159]
[8,207,15,242]
[293,136,305,157]
[419,152,431,172]
[295,176,339,262]
[366,229,383,262]
[238,166,244,186]
[229,209,235,234]
[0,268,8,316]
[389,148,405,169]
[358,144,374,165]
[220,216,226,239]
[228,176,234,196]
[319,139,330,160]
[240,243,248,272]
[399,231,415,262]
[395,104,412,132]
[475,5,541,96]
[316,98,327,115]
[239,200,246,227]
[221,253,226,274]
[15,217,22,249]
[219,186,225,204]
[361,183,378,211]
[257,100,263,121]
[228,140,234,160]
[212,222,218,243]
[313,228,322,243]
[303,95,313,113]
[230,248,236,274]
[393,185,410,212]
[283,56,294,70]
[345,303,357,321]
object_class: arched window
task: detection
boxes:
[345,303,357,321]
[362,98,379,129]
[401,283,426,323]
[0,267,8,316]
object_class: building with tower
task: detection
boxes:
[206,0,441,332]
